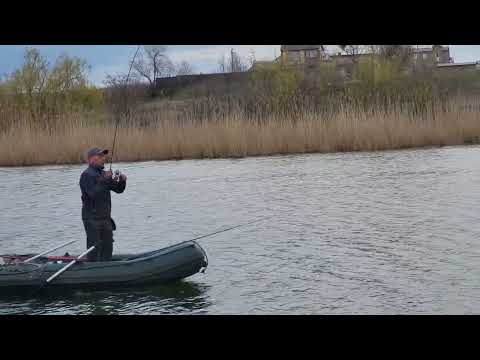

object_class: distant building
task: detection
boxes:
[412,45,452,66]
[280,45,452,68]
[276,45,475,79]
[408,45,452,73]
[280,45,326,67]
[154,46,478,96]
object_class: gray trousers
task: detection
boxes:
[83,219,114,262]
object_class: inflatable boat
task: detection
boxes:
[0,241,208,294]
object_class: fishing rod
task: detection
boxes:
[180,217,270,245]
[109,45,142,171]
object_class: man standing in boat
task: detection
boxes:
[80,148,127,262]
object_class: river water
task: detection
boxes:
[1,146,480,314]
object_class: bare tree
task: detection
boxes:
[230,48,248,72]
[380,45,412,59]
[0,73,10,97]
[176,61,194,76]
[217,54,227,73]
[248,49,256,68]
[47,53,91,93]
[370,45,413,65]
[338,45,362,59]
[132,45,174,96]
[8,48,92,117]
[10,48,49,102]
[103,72,146,124]
[217,49,248,73]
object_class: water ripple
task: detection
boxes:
[2,146,480,313]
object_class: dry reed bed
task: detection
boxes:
[1,100,480,167]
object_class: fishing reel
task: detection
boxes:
[113,170,121,182]
[113,169,126,182]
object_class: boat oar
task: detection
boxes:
[45,246,96,284]
[32,246,96,296]
[23,239,77,264]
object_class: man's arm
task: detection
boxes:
[80,172,111,199]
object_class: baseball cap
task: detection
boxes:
[87,148,109,158]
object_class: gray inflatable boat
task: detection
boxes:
[0,241,208,293]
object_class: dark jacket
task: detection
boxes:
[80,165,126,220]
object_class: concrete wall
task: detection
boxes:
[155,72,251,97]
[436,63,479,75]
[433,46,451,63]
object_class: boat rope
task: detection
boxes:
[109,45,141,171]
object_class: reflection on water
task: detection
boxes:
[0,281,210,315]
[2,146,480,314]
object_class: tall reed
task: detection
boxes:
[1,95,480,166]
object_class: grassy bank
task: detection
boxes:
[1,96,480,167]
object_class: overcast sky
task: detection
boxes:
[1,45,480,86]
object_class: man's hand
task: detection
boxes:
[97,170,113,185]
